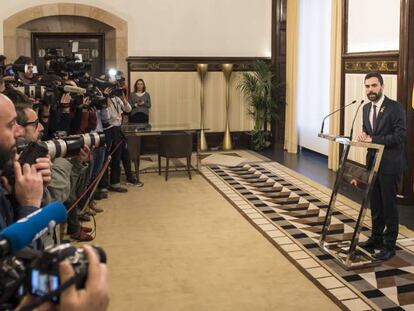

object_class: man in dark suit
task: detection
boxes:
[357,72,406,261]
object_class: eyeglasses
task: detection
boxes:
[22,118,39,128]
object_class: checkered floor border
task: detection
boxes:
[202,162,414,311]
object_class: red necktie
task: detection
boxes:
[372,105,377,131]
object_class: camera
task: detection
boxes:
[27,244,106,302]
[17,133,106,163]
[14,84,46,100]
[0,244,106,308]
[2,133,105,187]
[84,85,107,110]
[44,48,92,79]
[95,78,125,98]
[0,65,15,78]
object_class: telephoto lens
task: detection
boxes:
[44,133,105,159]
[14,85,46,100]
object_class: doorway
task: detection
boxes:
[32,33,105,78]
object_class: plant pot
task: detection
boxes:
[245,130,272,151]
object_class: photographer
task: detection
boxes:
[8,89,93,241]
[0,55,6,93]
[13,56,38,84]
[0,94,43,229]
[100,81,131,193]
[16,245,109,311]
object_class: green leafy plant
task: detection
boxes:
[238,60,283,151]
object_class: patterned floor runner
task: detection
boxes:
[203,162,414,311]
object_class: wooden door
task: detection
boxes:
[32,33,105,78]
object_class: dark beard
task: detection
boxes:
[368,91,383,102]
[0,143,15,174]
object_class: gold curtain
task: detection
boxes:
[284,0,299,153]
[328,0,342,171]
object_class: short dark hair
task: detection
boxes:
[14,56,33,65]
[15,103,32,126]
[364,72,383,86]
[133,79,146,93]
[2,88,32,106]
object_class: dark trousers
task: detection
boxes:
[91,146,106,183]
[67,210,78,234]
[101,126,123,187]
[121,140,134,180]
[130,112,149,124]
[370,172,401,249]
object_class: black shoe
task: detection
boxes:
[373,248,396,261]
[358,238,383,253]
[78,213,91,222]
[93,192,108,200]
[108,185,128,193]
[126,177,144,187]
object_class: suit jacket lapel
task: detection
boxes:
[373,97,389,133]
[364,104,373,134]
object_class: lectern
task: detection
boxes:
[318,133,384,270]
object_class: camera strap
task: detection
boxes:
[19,274,81,311]
[109,97,121,115]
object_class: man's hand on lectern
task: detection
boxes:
[357,132,372,143]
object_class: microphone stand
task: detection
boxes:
[320,100,357,134]
[349,100,365,140]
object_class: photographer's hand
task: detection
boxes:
[103,87,112,96]
[59,245,109,311]
[15,296,55,311]
[60,93,72,112]
[82,96,91,108]
[14,162,43,208]
[78,145,91,162]
[34,157,52,186]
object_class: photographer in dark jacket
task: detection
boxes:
[13,56,38,84]
[0,94,43,229]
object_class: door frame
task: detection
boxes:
[31,32,106,76]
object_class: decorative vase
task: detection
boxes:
[197,64,208,151]
[222,63,233,150]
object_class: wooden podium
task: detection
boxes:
[318,133,384,270]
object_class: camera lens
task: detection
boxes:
[42,133,105,159]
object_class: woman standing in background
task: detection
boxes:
[129,79,151,124]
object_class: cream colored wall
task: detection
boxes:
[344,73,398,164]
[0,0,271,57]
[17,16,116,70]
[130,71,254,132]
[347,0,400,52]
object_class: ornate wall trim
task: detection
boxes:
[127,57,271,72]
[342,51,399,74]
[344,60,398,73]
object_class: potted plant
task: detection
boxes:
[238,60,283,151]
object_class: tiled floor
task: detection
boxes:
[203,162,414,310]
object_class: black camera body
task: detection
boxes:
[27,244,106,303]
[0,65,15,78]
[44,49,91,79]
[18,141,49,165]
[94,78,125,98]
[0,244,106,308]
[85,87,107,110]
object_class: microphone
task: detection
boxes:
[349,100,365,140]
[0,202,67,256]
[320,100,357,134]
[63,85,86,95]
